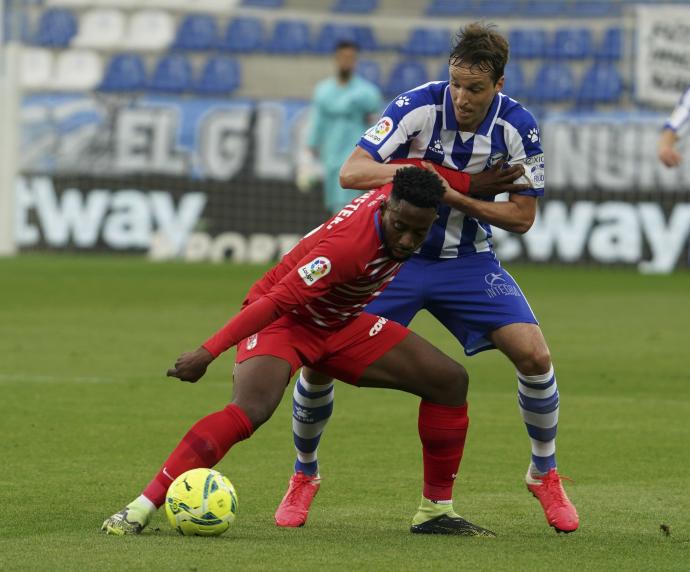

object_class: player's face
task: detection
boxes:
[335,47,358,77]
[380,199,438,261]
[448,63,504,132]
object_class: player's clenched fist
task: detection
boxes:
[167,347,215,383]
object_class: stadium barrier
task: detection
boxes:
[13,95,690,272]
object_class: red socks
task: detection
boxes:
[418,401,469,501]
[142,403,253,507]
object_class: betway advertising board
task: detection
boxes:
[15,98,690,271]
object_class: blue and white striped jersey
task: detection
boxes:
[358,81,544,259]
[664,87,690,136]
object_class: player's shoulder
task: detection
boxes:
[497,93,540,137]
[390,81,447,112]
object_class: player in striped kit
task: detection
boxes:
[276,22,579,534]
[658,86,690,167]
[102,167,496,536]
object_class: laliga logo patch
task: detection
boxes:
[298,257,332,286]
[246,333,258,350]
[363,116,393,144]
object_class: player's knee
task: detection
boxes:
[517,348,552,376]
[430,361,468,405]
[231,399,275,429]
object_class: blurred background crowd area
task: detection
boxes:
[6,0,661,107]
[2,0,689,271]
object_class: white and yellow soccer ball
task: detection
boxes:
[165,468,238,536]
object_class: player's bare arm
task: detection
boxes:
[658,129,682,167]
[340,147,416,190]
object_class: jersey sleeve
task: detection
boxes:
[664,88,690,135]
[357,91,432,163]
[503,106,545,198]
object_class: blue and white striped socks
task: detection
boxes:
[292,371,334,476]
[517,365,559,475]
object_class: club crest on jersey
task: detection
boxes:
[363,116,393,144]
[298,257,332,286]
[246,334,259,350]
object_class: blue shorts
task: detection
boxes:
[365,252,538,356]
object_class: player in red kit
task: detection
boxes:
[102,167,495,537]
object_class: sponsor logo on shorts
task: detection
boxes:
[363,116,393,145]
[246,333,259,350]
[484,272,522,299]
[298,257,332,286]
[369,316,388,336]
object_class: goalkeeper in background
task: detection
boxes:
[298,40,382,213]
[658,86,690,167]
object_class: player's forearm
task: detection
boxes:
[202,297,284,357]
[443,193,535,234]
[658,128,679,150]
[339,155,400,190]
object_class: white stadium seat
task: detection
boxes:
[141,0,237,12]
[52,50,103,91]
[125,10,174,50]
[20,48,54,90]
[73,9,126,49]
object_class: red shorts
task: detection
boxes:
[235,312,410,384]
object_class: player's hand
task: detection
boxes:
[420,161,454,195]
[468,162,530,196]
[658,146,682,168]
[166,346,215,383]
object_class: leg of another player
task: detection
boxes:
[357,332,494,536]
[274,367,334,527]
[489,322,579,533]
[102,356,291,535]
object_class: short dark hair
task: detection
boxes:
[391,167,444,209]
[448,22,509,84]
[335,40,359,52]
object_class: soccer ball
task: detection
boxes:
[165,468,238,536]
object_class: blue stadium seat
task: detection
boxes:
[385,61,428,97]
[332,0,378,13]
[502,61,526,100]
[577,63,623,104]
[313,23,358,54]
[570,1,621,17]
[524,0,568,17]
[354,25,380,51]
[34,8,77,47]
[242,0,284,7]
[195,56,241,95]
[401,27,450,57]
[596,27,623,60]
[508,28,548,59]
[99,54,147,92]
[220,17,263,53]
[172,14,218,51]
[149,54,194,93]
[357,59,382,88]
[529,62,575,102]
[265,20,311,54]
[550,28,593,59]
[475,0,520,17]
[437,62,450,82]
[425,0,476,16]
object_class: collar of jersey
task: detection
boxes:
[443,87,501,138]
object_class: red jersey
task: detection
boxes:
[247,185,400,327]
[203,185,402,357]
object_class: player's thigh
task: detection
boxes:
[488,322,552,375]
[358,332,468,406]
[232,356,293,429]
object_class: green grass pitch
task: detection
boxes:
[1,255,689,571]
